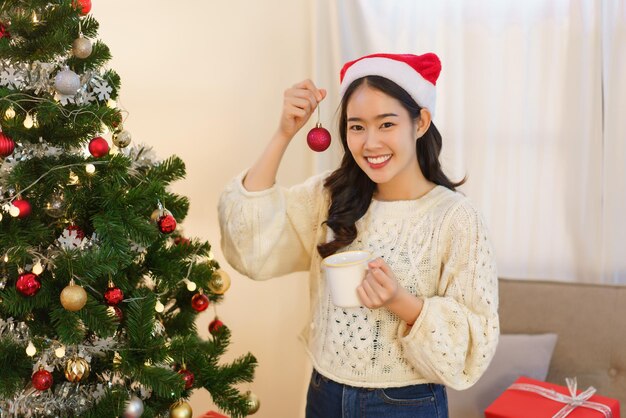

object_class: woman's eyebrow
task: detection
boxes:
[347,113,399,122]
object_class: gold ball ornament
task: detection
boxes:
[208,269,231,295]
[169,400,192,418]
[60,282,88,311]
[72,36,93,59]
[245,391,261,414]
[65,356,90,382]
[150,209,161,222]
[112,129,132,148]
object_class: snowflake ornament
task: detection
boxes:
[90,78,112,101]
[0,66,25,89]
[56,228,86,250]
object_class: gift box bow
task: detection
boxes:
[509,377,613,418]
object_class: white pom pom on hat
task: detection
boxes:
[339,52,442,117]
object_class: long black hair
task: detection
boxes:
[317,76,467,258]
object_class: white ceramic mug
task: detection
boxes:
[322,250,372,308]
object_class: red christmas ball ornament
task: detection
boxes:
[16,272,41,297]
[191,292,209,312]
[32,368,54,391]
[178,367,195,389]
[12,198,31,218]
[209,318,224,335]
[73,0,92,15]
[66,224,85,240]
[104,282,124,306]
[0,132,15,157]
[307,123,332,152]
[174,236,191,246]
[0,22,10,40]
[158,213,177,234]
[88,136,109,158]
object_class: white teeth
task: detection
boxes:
[366,155,391,164]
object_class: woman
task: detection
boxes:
[219,53,499,418]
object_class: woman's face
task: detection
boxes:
[346,84,421,197]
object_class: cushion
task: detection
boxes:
[447,333,558,418]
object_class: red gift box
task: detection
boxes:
[200,411,229,418]
[484,376,620,418]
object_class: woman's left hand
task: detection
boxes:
[357,257,401,309]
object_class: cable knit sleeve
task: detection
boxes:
[217,171,327,281]
[398,199,500,390]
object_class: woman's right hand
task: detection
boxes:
[277,79,327,141]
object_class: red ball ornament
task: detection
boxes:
[158,214,177,234]
[178,367,195,389]
[0,132,15,157]
[104,284,124,306]
[16,272,41,297]
[0,22,11,40]
[209,318,224,335]
[73,0,92,15]
[66,224,85,240]
[32,368,53,391]
[191,293,209,312]
[12,198,31,218]
[174,236,191,246]
[88,136,109,158]
[307,123,332,152]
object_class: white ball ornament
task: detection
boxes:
[54,68,81,95]
[123,395,145,418]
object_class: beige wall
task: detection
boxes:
[97,1,314,417]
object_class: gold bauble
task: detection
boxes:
[60,284,88,311]
[208,269,231,295]
[112,129,132,148]
[72,36,93,59]
[65,356,90,382]
[150,209,161,222]
[245,391,261,414]
[169,400,192,418]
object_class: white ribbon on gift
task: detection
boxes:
[509,377,613,418]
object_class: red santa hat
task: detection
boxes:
[339,52,441,117]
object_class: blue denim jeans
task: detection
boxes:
[305,369,449,418]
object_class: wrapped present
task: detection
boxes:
[484,376,620,418]
[199,411,229,418]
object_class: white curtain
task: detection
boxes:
[312,0,626,284]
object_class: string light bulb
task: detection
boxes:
[9,205,20,217]
[185,279,197,292]
[85,164,96,174]
[107,99,117,108]
[55,345,66,358]
[23,114,34,129]
[4,106,15,120]
[26,341,37,356]
[32,260,44,275]
[155,299,165,313]
[32,11,38,23]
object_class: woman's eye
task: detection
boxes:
[349,125,363,131]
[381,122,394,128]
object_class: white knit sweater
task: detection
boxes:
[218,171,499,390]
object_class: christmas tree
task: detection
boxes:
[0,1,257,417]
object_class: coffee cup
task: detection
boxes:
[322,250,372,308]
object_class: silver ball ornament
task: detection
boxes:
[72,37,93,59]
[55,69,81,95]
[112,130,132,148]
[44,192,66,218]
[123,395,144,418]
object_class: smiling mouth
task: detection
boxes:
[366,155,392,164]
